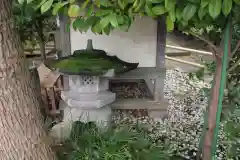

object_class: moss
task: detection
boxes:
[53,57,114,75]
[50,51,138,76]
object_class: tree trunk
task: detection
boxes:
[202,59,222,160]
[0,1,55,159]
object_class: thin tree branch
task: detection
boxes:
[188,31,220,60]
[231,40,240,57]
[188,31,218,53]
[207,44,222,61]
[228,56,240,72]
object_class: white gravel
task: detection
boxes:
[112,69,229,160]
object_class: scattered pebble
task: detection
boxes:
[112,69,229,160]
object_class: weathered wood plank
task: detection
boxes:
[109,67,166,80]
[111,99,168,110]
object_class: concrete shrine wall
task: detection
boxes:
[70,16,157,67]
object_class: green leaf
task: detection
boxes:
[85,4,94,16]
[165,0,175,11]
[128,7,135,22]
[85,16,99,26]
[52,2,69,15]
[198,6,208,20]
[68,4,80,17]
[188,0,200,4]
[72,18,89,32]
[201,0,210,8]
[181,20,188,27]
[233,0,240,5]
[34,0,47,10]
[222,0,232,16]
[103,24,111,35]
[18,0,24,4]
[166,15,174,32]
[118,0,128,10]
[148,0,164,3]
[94,0,101,7]
[100,16,110,29]
[182,4,197,21]
[145,3,155,17]
[117,15,125,25]
[100,0,113,7]
[41,0,53,13]
[95,10,112,17]
[72,19,79,31]
[92,21,102,34]
[122,15,131,28]
[152,5,166,15]
[66,23,71,33]
[169,8,176,22]
[27,0,34,4]
[108,14,119,28]
[81,0,90,9]
[133,0,146,12]
[175,8,182,21]
[208,0,222,19]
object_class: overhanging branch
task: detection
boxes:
[231,40,240,56]
[189,31,217,51]
[189,31,218,58]
[228,57,240,72]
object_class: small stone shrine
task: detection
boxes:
[49,39,138,128]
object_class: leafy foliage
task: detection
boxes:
[221,28,240,159]
[223,111,240,159]
[55,121,175,160]
[190,23,240,158]
[13,0,56,51]
[197,24,240,117]
[20,0,240,35]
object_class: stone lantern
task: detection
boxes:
[50,39,138,128]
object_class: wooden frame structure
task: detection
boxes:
[57,15,167,103]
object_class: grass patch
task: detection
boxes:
[54,121,181,160]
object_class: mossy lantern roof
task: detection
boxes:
[48,40,139,76]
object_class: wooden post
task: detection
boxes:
[156,16,166,68]
[59,14,71,91]
[59,14,71,57]
[154,16,166,102]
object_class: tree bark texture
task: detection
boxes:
[0,1,56,159]
[202,59,222,160]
